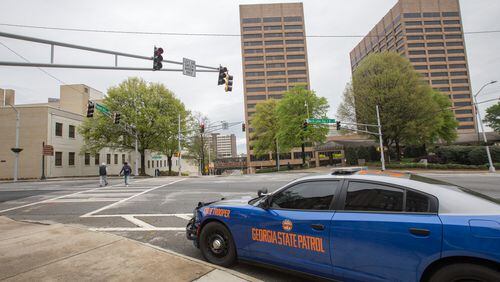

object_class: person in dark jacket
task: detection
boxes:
[99,162,108,187]
[119,162,132,187]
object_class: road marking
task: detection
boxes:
[122,215,157,229]
[87,213,192,218]
[89,227,185,231]
[45,199,125,203]
[81,178,186,218]
[0,178,151,214]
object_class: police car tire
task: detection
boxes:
[199,222,237,267]
[428,263,499,282]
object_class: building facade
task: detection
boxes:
[350,0,476,134]
[239,2,316,172]
[209,133,237,159]
[0,85,196,180]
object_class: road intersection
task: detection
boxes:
[1,172,498,281]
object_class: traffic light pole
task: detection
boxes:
[135,132,139,177]
[178,113,182,176]
[376,105,386,171]
[0,31,220,73]
[335,105,385,171]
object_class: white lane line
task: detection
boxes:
[66,193,139,197]
[88,213,192,218]
[0,178,152,214]
[176,214,193,220]
[122,215,156,229]
[46,199,125,203]
[90,227,185,232]
[81,178,186,218]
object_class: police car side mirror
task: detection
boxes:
[260,196,271,210]
[257,188,268,197]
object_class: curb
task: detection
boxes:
[141,243,263,282]
[10,218,261,282]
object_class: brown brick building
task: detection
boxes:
[350,0,476,134]
[239,3,315,172]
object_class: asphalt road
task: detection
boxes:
[0,172,498,281]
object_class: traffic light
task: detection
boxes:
[153,46,164,71]
[336,121,341,130]
[302,121,308,131]
[86,101,95,118]
[200,123,205,133]
[242,123,246,132]
[113,113,121,124]
[218,67,227,85]
[224,74,233,92]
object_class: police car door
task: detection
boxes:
[332,180,442,281]
[249,180,341,278]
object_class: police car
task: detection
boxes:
[186,170,500,281]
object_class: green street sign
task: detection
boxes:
[307,118,336,124]
[95,103,110,115]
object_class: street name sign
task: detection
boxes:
[307,118,336,124]
[183,58,196,77]
[95,103,110,115]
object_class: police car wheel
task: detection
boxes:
[200,222,236,267]
[428,263,499,282]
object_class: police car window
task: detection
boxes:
[345,182,404,212]
[406,190,430,212]
[271,181,338,210]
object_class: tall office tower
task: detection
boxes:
[239,3,312,172]
[350,0,476,134]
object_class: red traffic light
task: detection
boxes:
[155,47,164,55]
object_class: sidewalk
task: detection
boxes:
[0,216,259,282]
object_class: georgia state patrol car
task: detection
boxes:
[186,170,500,281]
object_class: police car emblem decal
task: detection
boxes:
[282,219,293,231]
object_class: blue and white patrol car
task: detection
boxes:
[186,170,500,281]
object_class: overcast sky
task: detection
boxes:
[1,0,499,154]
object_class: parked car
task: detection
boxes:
[187,171,500,281]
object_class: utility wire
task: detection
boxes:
[0,40,68,85]
[0,22,499,38]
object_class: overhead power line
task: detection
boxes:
[0,23,499,38]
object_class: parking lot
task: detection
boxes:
[1,172,498,281]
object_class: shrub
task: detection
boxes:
[468,147,489,165]
[404,146,427,158]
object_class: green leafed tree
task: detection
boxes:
[78,77,188,175]
[249,99,280,167]
[484,102,500,133]
[183,112,209,175]
[276,86,329,166]
[350,52,457,160]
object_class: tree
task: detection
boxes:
[351,52,457,160]
[276,86,329,166]
[337,82,357,124]
[184,113,209,175]
[484,102,500,133]
[79,77,187,175]
[250,99,280,167]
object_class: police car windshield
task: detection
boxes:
[409,174,499,204]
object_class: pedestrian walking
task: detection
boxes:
[120,162,132,187]
[99,162,108,187]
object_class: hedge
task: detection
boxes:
[345,146,379,165]
[434,146,500,165]
[385,162,500,170]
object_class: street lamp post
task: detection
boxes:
[473,80,497,173]
[7,103,21,181]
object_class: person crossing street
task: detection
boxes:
[98,162,108,187]
[119,162,132,187]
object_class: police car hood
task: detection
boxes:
[211,195,254,206]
